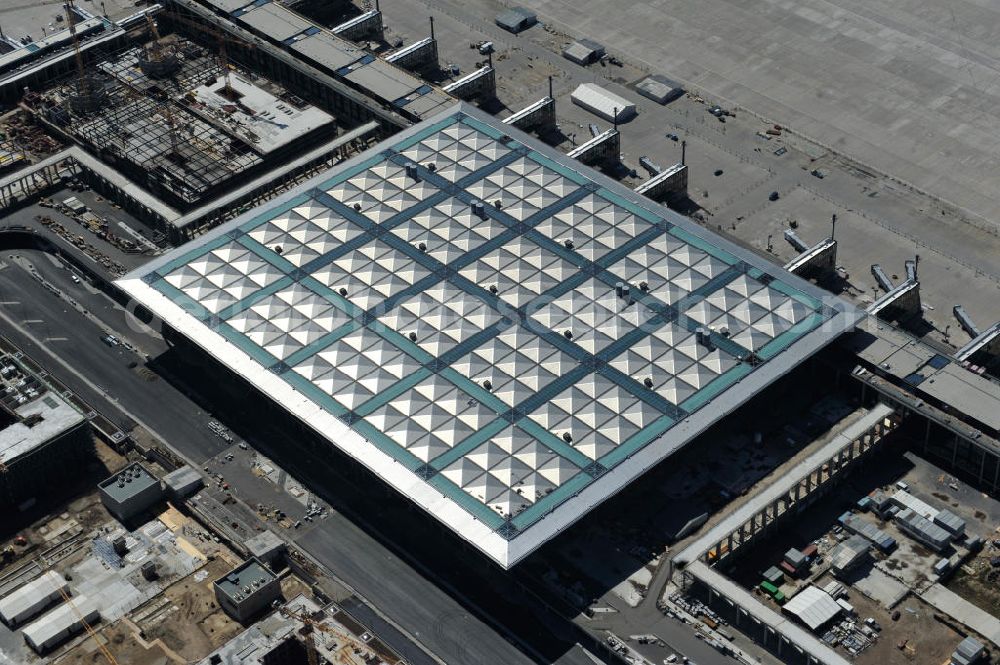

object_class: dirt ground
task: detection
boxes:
[138,557,244,662]
[948,551,1000,619]
[853,593,960,665]
[0,439,124,569]
[58,621,174,665]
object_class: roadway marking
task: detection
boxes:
[0,301,20,305]
[22,319,42,324]
[0,305,447,665]
[44,337,68,342]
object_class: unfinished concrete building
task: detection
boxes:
[25,35,337,209]
[0,344,92,506]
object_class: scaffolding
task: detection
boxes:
[29,39,270,206]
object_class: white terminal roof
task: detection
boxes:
[117,104,857,567]
[186,74,334,155]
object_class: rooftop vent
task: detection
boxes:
[695,327,714,350]
[471,199,487,220]
[404,162,421,181]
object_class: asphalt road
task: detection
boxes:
[0,250,604,665]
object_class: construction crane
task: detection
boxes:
[65,0,95,112]
[55,581,119,665]
[65,0,86,88]
[143,13,168,65]
[163,10,254,92]
[280,606,326,665]
[279,605,380,665]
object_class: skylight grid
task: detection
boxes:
[122,105,852,567]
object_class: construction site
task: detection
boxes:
[21,8,337,210]
[0,0,997,664]
[0,404,407,665]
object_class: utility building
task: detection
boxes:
[829,535,870,579]
[98,463,163,523]
[214,558,282,623]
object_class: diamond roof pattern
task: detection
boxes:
[126,108,845,565]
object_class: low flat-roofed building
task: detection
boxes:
[214,558,282,623]
[162,464,203,499]
[0,349,91,506]
[952,636,985,665]
[896,508,951,552]
[890,489,938,520]
[784,548,807,572]
[829,535,870,579]
[21,594,100,654]
[0,571,68,628]
[246,530,286,569]
[98,462,163,523]
[839,512,897,552]
[495,7,537,33]
[562,39,605,65]
[762,566,783,585]
[934,509,966,538]
[635,75,684,104]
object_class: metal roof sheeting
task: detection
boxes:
[22,594,100,652]
[829,535,869,573]
[839,512,897,551]
[896,508,951,551]
[783,585,841,631]
[0,571,67,626]
[571,83,636,123]
[934,509,966,536]
[890,489,938,519]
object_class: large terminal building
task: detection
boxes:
[119,104,858,567]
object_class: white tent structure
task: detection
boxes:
[783,586,841,631]
[571,83,637,123]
